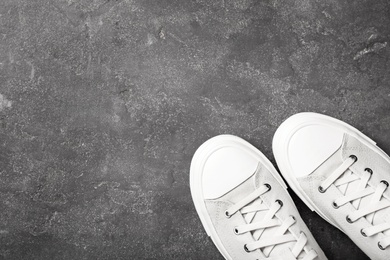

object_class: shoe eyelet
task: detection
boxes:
[290,215,296,221]
[364,168,373,175]
[275,199,283,207]
[360,229,367,237]
[318,186,326,193]
[380,180,389,187]
[349,155,358,162]
[233,227,239,235]
[264,183,271,191]
[332,201,339,209]
[225,210,231,218]
[378,242,386,250]
[346,216,354,223]
[244,244,251,253]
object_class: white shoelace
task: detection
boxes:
[225,184,318,259]
[319,155,390,250]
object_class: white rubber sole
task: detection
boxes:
[190,135,288,260]
[273,112,390,227]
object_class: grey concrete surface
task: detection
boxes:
[0,0,389,259]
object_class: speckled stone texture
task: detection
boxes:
[0,0,389,259]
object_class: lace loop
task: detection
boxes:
[225,184,270,217]
[349,200,390,222]
[364,222,390,237]
[291,232,307,256]
[246,234,296,251]
[320,155,356,192]
[380,236,390,249]
[334,187,374,208]
[234,219,280,234]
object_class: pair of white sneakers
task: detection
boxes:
[190,112,390,260]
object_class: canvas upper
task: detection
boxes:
[273,112,390,260]
[191,135,327,260]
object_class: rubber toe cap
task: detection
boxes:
[286,123,344,178]
[202,146,258,199]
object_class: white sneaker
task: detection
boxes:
[190,135,326,260]
[273,112,390,260]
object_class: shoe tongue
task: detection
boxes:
[247,174,300,259]
[339,170,390,234]
[252,215,298,258]
[229,172,303,259]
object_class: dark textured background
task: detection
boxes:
[0,0,389,259]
